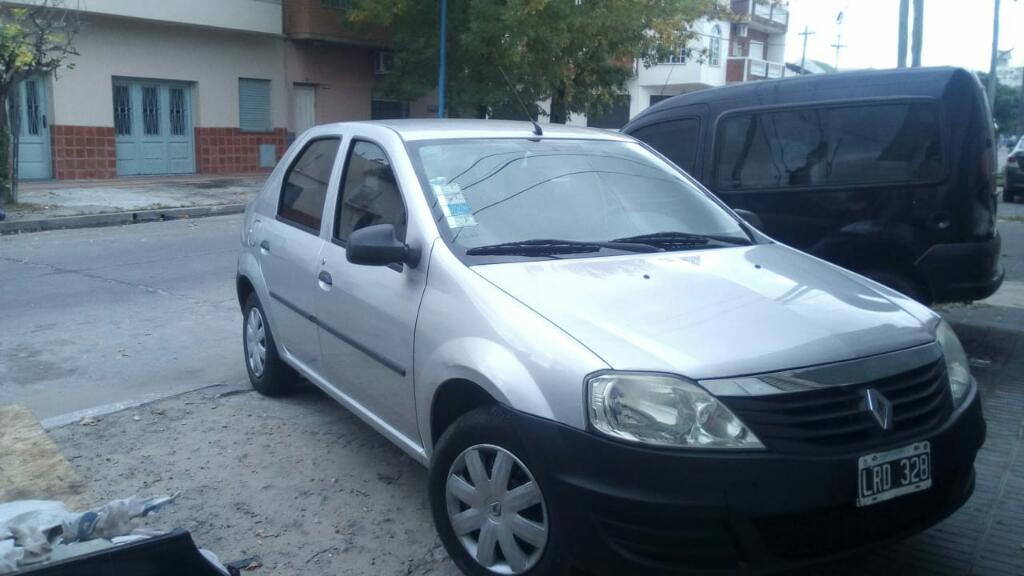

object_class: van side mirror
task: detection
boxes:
[733,209,764,232]
[346,224,419,268]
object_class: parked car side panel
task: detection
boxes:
[315,129,434,446]
[413,240,610,455]
[624,67,1002,303]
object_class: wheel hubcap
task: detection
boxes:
[245,308,267,377]
[445,444,548,575]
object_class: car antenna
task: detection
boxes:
[498,66,543,137]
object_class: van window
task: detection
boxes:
[278,138,341,232]
[335,140,407,242]
[714,102,944,191]
[631,118,700,175]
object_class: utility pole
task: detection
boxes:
[988,0,1002,111]
[911,0,924,67]
[831,34,846,71]
[898,0,910,67]
[437,0,447,119]
[799,26,815,73]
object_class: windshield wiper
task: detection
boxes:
[611,231,751,248]
[465,238,662,257]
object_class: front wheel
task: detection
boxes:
[429,406,563,576]
[1003,188,1017,203]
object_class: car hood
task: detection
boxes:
[473,245,936,379]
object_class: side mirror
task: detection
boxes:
[733,208,764,232]
[346,224,420,268]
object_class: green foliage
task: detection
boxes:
[346,0,722,122]
[978,72,1022,135]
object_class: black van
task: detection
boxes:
[623,67,1003,304]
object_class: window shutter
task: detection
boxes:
[239,78,271,132]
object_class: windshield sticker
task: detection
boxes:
[431,178,477,229]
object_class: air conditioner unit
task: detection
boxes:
[375,51,394,75]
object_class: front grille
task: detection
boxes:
[721,359,952,455]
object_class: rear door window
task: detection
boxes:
[714,101,944,191]
[278,138,341,232]
[630,118,701,175]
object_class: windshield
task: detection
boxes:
[407,138,750,258]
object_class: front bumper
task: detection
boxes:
[512,386,985,575]
[915,233,1004,303]
[1007,167,1023,190]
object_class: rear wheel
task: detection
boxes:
[243,292,298,396]
[1003,187,1017,203]
[429,406,563,576]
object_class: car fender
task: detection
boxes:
[413,244,610,455]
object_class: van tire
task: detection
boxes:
[1003,188,1016,203]
[243,292,298,396]
[865,270,928,304]
[429,406,564,576]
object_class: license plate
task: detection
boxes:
[857,441,931,507]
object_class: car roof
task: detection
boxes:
[318,119,634,143]
[627,66,975,128]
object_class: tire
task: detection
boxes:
[242,292,298,396]
[1003,188,1016,203]
[864,270,929,304]
[429,405,564,576]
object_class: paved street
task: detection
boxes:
[3,203,1024,574]
[0,215,245,426]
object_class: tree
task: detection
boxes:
[346,0,722,123]
[0,0,78,205]
[979,72,1021,135]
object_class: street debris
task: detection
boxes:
[0,494,233,575]
[78,417,101,427]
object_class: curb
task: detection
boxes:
[0,203,246,235]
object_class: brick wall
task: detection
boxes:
[195,128,288,174]
[51,125,117,180]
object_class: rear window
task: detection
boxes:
[714,101,944,191]
[630,118,700,175]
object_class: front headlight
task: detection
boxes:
[936,321,972,407]
[587,372,763,449]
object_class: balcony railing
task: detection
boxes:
[728,57,785,82]
[747,2,788,28]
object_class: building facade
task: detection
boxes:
[996,49,1023,89]
[11,0,289,181]
[282,0,434,137]
[583,1,789,130]
[726,0,789,83]
[8,0,786,180]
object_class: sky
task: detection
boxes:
[783,0,1024,72]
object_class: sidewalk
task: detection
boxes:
[1,174,265,234]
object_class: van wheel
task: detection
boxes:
[1003,188,1016,203]
[865,271,928,304]
[243,292,298,396]
[429,406,562,576]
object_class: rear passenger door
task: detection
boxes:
[257,137,342,374]
[315,139,425,445]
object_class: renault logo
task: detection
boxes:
[864,388,894,431]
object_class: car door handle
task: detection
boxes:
[259,240,271,253]
[318,271,333,287]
